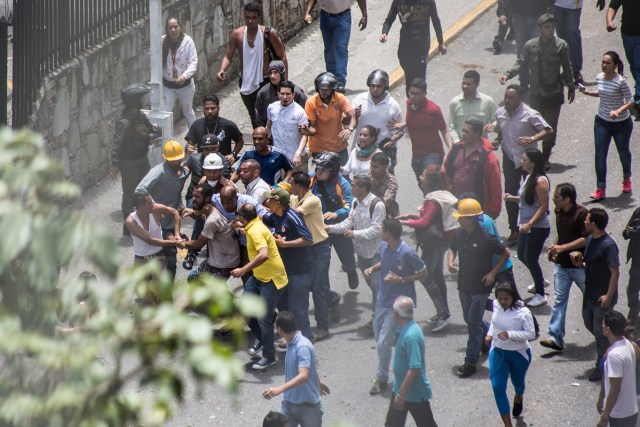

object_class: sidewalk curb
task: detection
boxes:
[388,0,498,91]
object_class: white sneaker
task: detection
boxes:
[527,279,551,293]
[527,294,548,307]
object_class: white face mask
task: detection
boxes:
[207,180,219,187]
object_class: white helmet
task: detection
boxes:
[203,153,223,170]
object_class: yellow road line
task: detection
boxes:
[388,0,498,90]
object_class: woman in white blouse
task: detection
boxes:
[162,17,198,126]
[485,283,536,427]
[342,125,381,177]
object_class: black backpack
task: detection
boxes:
[264,26,282,61]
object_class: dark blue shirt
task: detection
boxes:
[450,224,506,295]
[584,234,620,301]
[378,240,425,308]
[262,207,313,275]
[236,147,292,186]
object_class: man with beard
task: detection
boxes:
[301,72,357,166]
[255,61,307,128]
[182,153,233,270]
[136,140,191,280]
[110,83,160,235]
[184,95,244,164]
[238,159,271,204]
[183,183,241,282]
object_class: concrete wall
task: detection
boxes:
[30,0,308,190]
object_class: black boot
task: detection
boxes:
[542,147,552,171]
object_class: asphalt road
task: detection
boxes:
[63,1,640,426]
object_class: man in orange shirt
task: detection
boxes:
[301,72,357,166]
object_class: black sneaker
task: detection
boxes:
[247,339,263,356]
[588,367,602,382]
[540,338,563,351]
[183,251,197,270]
[347,269,359,289]
[252,357,276,370]
[512,396,523,417]
[457,363,476,378]
[493,37,503,53]
[336,84,346,94]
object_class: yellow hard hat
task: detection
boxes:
[162,140,184,161]
[452,198,483,218]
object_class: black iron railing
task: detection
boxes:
[12,0,148,128]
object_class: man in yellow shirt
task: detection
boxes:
[232,203,288,370]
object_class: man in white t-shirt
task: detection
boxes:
[266,80,309,172]
[597,310,639,427]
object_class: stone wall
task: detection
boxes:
[30,0,308,190]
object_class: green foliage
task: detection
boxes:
[0,128,264,426]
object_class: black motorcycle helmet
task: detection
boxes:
[314,72,338,93]
[313,151,341,178]
[366,69,390,91]
[120,83,151,108]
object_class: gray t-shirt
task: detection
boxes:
[201,208,241,269]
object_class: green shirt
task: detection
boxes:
[393,320,433,402]
[448,91,498,142]
[505,36,575,96]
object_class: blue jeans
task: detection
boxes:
[278,273,313,340]
[459,290,490,366]
[594,115,633,189]
[310,241,337,331]
[319,9,351,86]
[516,227,550,295]
[548,264,585,348]
[623,35,640,103]
[244,276,282,361]
[373,305,396,383]
[411,153,443,183]
[511,12,540,87]
[489,347,531,415]
[553,6,582,72]
[358,254,381,310]
[281,400,323,427]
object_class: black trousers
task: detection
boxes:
[398,48,427,97]
[385,395,438,427]
[502,153,526,232]
[120,157,149,218]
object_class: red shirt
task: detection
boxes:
[405,98,448,158]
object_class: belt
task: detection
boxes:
[321,8,350,17]
[135,252,164,260]
[290,401,319,408]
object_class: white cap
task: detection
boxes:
[203,153,224,170]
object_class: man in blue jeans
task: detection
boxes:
[540,183,588,352]
[364,219,427,396]
[262,188,315,342]
[263,311,330,427]
[607,0,640,110]
[554,0,585,84]
[232,203,288,371]
[448,198,509,378]
[304,0,368,92]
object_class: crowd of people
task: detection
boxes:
[105,1,640,426]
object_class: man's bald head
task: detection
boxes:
[220,185,238,213]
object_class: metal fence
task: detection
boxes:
[12,0,148,127]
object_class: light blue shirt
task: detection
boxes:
[479,214,513,272]
[377,240,425,308]
[283,332,321,405]
[393,320,433,402]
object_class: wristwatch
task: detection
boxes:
[232,152,240,160]
[348,127,354,132]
